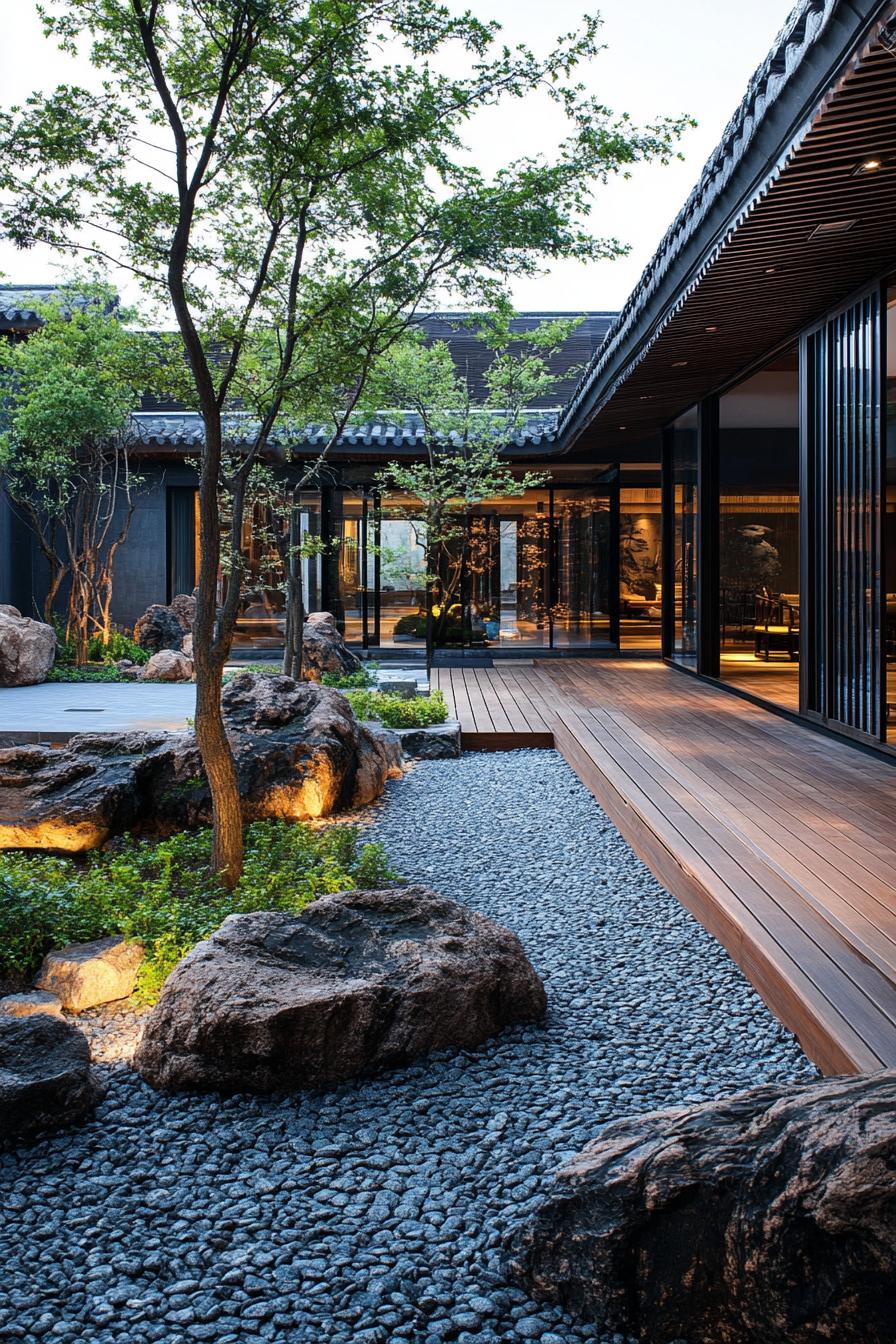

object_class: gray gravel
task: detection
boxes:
[0,750,816,1344]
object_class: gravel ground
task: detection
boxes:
[1,750,817,1344]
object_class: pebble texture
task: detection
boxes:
[0,750,816,1343]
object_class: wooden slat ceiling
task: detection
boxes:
[572,33,896,455]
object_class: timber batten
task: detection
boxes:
[432,659,896,1075]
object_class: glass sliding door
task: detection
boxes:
[374,497,427,647]
[465,493,551,648]
[671,407,698,666]
[552,489,613,648]
[886,282,896,739]
[805,289,883,740]
[166,486,198,600]
[620,484,661,651]
[717,346,800,710]
[335,491,365,644]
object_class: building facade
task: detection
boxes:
[3,0,896,756]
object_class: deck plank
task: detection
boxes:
[426,657,896,1073]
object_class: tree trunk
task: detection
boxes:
[192,415,244,888]
[281,504,304,679]
[193,646,243,884]
[42,564,65,626]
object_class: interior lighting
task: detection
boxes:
[808,219,857,240]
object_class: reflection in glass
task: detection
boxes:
[553,490,611,647]
[620,485,661,651]
[230,490,323,649]
[672,408,698,666]
[377,501,427,647]
[885,285,896,737]
[717,348,800,709]
[335,492,365,644]
[465,494,550,647]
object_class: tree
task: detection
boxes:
[0,0,689,884]
[0,283,159,661]
[369,309,581,672]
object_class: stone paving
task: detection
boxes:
[0,682,196,741]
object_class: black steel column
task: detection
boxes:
[697,396,720,678]
[660,427,674,661]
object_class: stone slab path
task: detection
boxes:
[0,682,196,741]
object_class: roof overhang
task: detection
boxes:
[560,0,896,456]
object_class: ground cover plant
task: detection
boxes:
[321,664,379,690]
[221,662,282,685]
[0,822,397,1002]
[344,688,449,729]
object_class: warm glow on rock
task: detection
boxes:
[0,819,108,852]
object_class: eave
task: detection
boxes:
[560,0,896,457]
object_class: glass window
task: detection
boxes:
[466,492,551,648]
[375,496,427,647]
[232,488,323,650]
[671,407,698,666]
[885,284,896,738]
[552,489,612,648]
[717,347,800,710]
[620,482,661,651]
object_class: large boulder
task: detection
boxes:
[0,607,56,686]
[141,648,194,682]
[302,610,363,682]
[507,1071,896,1344]
[0,1013,102,1141]
[134,885,547,1092]
[36,937,144,1011]
[169,593,196,633]
[134,603,184,654]
[0,675,401,850]
[0,735,158,850]
[0,990,63,1019]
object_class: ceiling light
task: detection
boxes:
[672,360,688,368]
[765,266,776,274]
[704,325,718,332]
[853,157,883,176]
[619,425,627,430]
[808,219,857,240]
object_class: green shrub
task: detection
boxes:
[321,662,378,690]
[222,662,282,684]
[46,663,126,683]
[87,630,150,665]
[0,821,400,1002]
[343,687,449,729]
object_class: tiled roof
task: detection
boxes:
[558,0,838,436]
[0,285,60,328]
[131,409,560,452]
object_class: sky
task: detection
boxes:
[0,0,798,316]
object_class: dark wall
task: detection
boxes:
[2,466,181,634]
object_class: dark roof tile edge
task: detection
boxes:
[558,0,836,433]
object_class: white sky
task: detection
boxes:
[0,0,797,314]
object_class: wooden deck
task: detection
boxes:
[432,659,896,1075]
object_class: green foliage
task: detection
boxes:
[321,663,378,690]
[46,663,126,683]
[87,631,150,665]
[222,662,282,684]
[344,688,448,729]
[0,821,400,1001]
